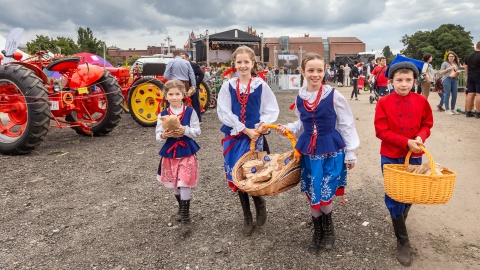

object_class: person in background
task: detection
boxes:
[344,63,351,87]
[164,50,196,98]
[350,60,361,100]
[181,53,205,121]
[369,57,389,97]
[374,62,433,267]
[203,66,212,82]
[419,53,435,99]
[440,51,461,115]
[464,41,480,118]
[337,65,345,87]
[368,59,377,79]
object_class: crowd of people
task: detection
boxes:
[153,41,479,268]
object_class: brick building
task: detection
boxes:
[107,45,178,63]
[263,34,365,68]
[107,28,365,67]
[327,37,366,63]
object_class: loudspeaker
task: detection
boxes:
[263,47,269,62]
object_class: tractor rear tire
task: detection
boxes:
[66,71,123,136]
[0,64,51,155]
[127,77,165,127]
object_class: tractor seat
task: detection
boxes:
[142,63,166,76]
[46,57,80,71]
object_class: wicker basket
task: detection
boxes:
[232,124,301,196]
[383,146,456,204]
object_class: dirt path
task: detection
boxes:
[1,85,479,270]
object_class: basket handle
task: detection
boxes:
[249,124,301,158]
[404,145,437,176]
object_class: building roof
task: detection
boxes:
[328,37,363,43]
[192,28,261,42]
[264,36,323,44]
[289,37,323,43]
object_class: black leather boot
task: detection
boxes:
[403,206,411,221]
[392,214,413,266]
[172,194,181,222]
[322,212,335,250]
[252,196,267,227]
[238,191,254,236]
[308,216,324,254]
[179,199,191,236]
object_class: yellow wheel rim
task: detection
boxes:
[199,83,208,111]
[130,82,163,124]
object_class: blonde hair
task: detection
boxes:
[232,46,256,63]
[163,79,186,96]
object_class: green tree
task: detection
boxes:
[127,55,141,66]
[382,46,394,63]
[55,37,79,55]
[26,35,56,55]
[105,55,119,66]
[400,24,473,68]
[77,27,106,55]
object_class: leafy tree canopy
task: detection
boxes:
[127,55,141,66]
[400,24,474,68]
[77,27,106,55]
[382,46,394,63]
[25,27,105,57]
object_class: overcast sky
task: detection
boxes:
[1,0,479,54]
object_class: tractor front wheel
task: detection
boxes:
[127,77,165,127]
[0,64,51,155]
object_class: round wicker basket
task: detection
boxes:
[232,124,301,196]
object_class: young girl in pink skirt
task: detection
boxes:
[156,79,201,236]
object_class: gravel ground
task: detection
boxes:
[1,88,479,270]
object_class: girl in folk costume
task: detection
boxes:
[217,46,279,236]
[277,53,360,254]
[156,79,201,237]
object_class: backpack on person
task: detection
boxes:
[420,63,434,83]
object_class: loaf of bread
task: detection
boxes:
[405,163,443,175]
[160,115,181,130]
[239,151,295,187]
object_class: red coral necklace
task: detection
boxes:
[303,85,323,112]
[303,85,323,154]
[236,78,252,123]
[167,105,186,122]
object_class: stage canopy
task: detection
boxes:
[189,29,261,64]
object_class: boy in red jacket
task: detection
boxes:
[374,62,434,267]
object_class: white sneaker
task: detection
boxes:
[452,110,460,115]
[445,110,455,115]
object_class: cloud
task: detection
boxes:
[0,0,479,53]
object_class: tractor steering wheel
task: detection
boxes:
[36,41,59,60]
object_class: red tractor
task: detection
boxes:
[109,60,211,127]
[0,44,123,155]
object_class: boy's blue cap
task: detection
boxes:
[387,62,419,79]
